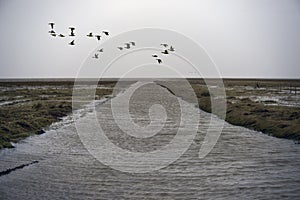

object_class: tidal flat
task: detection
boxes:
[0,79,299,149]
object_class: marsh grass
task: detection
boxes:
[189,79,300,141]
[0,81,115,148]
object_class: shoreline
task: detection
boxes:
[154,79,300,142]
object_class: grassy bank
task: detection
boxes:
[0,81,115,148]
[189,79,300,142]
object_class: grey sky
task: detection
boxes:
[0,0,299,78]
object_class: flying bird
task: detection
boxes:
[152,54,158,57]
[92,54,99,59]
[161,49,169,54]
[95,35,101,41]
[169,46,175,52]
[161,43,168,47]
[87,32,93,37]
[48,22,55,29]
[69,40,75,45]
[97,48,104,52]
[130,41,136,46]
[102,31,109,36]
[69,27,75,36]
[50,33,56,37]
[156,59,162,64]
[124,43,130,49]
[58,34,65,37]
[117,47,123,50]
[48,30,55,34]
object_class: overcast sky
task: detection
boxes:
[0,0,299,78]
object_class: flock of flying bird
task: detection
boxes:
[151,44,175,64]
[48,22,109,46]
[48,22,175,64]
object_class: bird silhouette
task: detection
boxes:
[87,32,93,37]
[102,31,109,36]
[156,59,162,64]
[51,33,56,37]
[130,41,136,46]
[97,48,104,52]
[117,47,123,50]
[69,40,75,45]
[49,22,55,29]
[124,43,131,49]
[152,54,158,57]
[48,30,55,34]
[95,35,101,41]
[169,46,175,52]
[69,27,75,36]
[92,54,99,59]
[161,43,168,47]
[161,49,169,54]
[58,34,65,37]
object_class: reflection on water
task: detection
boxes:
[0,82,300,199]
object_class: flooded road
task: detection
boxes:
[0,81,300,199]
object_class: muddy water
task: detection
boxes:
[0,81,300,200]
